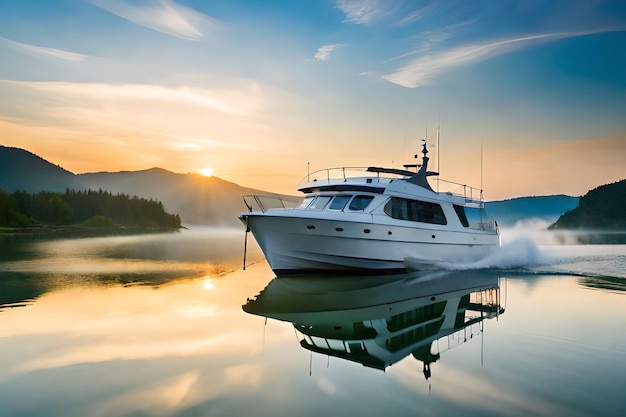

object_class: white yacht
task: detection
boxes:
[240,141,500,275]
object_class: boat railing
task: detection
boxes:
[242,194,301,213]
[298,167,400,190]
[473,221,498,233]
[298,167,485,204]
[434,178,484,204]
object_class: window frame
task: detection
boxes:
[384,197,447,225]
[453,204,469,227]
[296,196,316,209]
[307,195,332,211]
[328,195,353,211]
[348,195,375,211]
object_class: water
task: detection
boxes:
[1,227,625,417]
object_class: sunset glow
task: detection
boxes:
[0,1,624,199]
[199,167,214,177]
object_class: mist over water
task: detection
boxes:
[0,227,259,289]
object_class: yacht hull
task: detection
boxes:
[242,214,499,274]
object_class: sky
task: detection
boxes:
[0,0,625,200]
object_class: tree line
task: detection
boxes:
[550,179,626,229]
[0,188,181,228]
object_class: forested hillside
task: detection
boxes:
[549,179,626,229]
[0,188,181,228]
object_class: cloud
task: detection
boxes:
[0,37,89,61]
[314,44,340,61]
[0,79,297,175]
[396,3,439,26]
[335,0,440,26]
[335,0,391,24]
[383,30,616,88]
[4,80,252,116]
[90,0,218,41]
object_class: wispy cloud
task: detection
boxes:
[383,30,613,88]
[0,37,89,61]
[334,0,391,24]
[2,80,256,116]
[90,0,218,41]
[335,0,441,26]
[396,2,439,26]
[314,44,341,61]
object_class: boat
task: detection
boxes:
[243,271,505,376]
[239,139,500,275]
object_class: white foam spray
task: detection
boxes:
[405,219,626,279]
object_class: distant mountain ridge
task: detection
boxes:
[0,145,293,227]
[0,144,583,228]
[484,195,580,227]
[77,168,294,226]
[0,145,85,193]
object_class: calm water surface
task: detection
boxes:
[1,228,625,417]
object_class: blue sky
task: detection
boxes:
[0,0,625,199]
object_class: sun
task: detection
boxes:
[199,167,214,177]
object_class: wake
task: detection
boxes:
[405,229,626,280]
[405,236,546,272]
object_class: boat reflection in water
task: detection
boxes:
[243,271,505,379]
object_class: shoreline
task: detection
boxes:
[0,224,182,237]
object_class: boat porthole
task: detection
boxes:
[388,231,392,235]
[430,296,436,301]
[364,229,370,233]
[335,227,344,232]
[432,234,436,239]
[307,225,316,230]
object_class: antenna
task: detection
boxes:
[480,142,484,227]
[424,126,428,164]
[436,116,440,192]
[480,142,483,193]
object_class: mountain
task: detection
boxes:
[0,145,85,193]
[0,145,585,228]
[0,146,294,227]
[78,169,297,227]
[549,179,626,229]
[484,195,580,227]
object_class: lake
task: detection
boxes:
[1,227,625,417]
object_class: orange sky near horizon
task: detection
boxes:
[2,118,624,201]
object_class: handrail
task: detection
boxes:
[242,194,300,213]
[298,166,485,203]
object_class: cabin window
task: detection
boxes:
[383,197,447,225]
[465,207,489,227]
[453,204,469,227]
[349,195,375,211]
[308,196,332,210]
[296,196,315,209]
[328,195,352,210]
